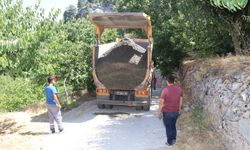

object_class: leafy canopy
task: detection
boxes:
[210,0,248,11]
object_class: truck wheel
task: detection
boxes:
[97,104,105,109]
[135,106,143,111]
[143,105,150,111]
[105,105,113,109]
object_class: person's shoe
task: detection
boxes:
[165,142,173,146]
[51,129,55,134]
[165,140,176,146]
[59,128,64,132]
[172,139,176,145]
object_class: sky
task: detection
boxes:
[22,0,78,19]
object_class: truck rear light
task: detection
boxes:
[135,89,150,97]
[96,89,109,95]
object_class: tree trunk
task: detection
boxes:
[230,6,250,55]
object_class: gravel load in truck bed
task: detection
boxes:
[95,38,149,90]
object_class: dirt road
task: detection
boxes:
[0,89,169,150]
[0,87,225,150]
[42,91,167,150]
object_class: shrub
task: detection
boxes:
[0,75,42,112]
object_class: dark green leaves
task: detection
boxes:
[210,0,248,11]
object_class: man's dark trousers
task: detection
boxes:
[163,112,179,144]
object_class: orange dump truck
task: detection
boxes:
[90,13,153,111]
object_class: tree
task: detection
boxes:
[75,0,116,19]
[210,0,248,12]
[0,0,119,111]
[76,0,90,18]
[210,0,250,55]
[116,0,233,75]
[63,5,77,23]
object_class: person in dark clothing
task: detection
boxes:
[158,75,183,146]
[152,75,157,90]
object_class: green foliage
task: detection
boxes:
[210,0,248,11]
[0,0,118,111]
[55,19,96,90]
[0,75,42,112]
[192,105,206,129]
[117,0,233,75]
[63,5,77,23]
[0,0,60,77]
[56,20,117,90]
[210,0,250,55]
[1,0,118,89]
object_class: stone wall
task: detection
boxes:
[182,58,250,150]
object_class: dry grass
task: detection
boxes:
[182,56,250,82]
[22,101,47,114]
[183,56,250,67]
[207,55,250,65]
[0,118,23,135]
[174,112,226,150]
[154,109,227,149]
[197,56,250,71]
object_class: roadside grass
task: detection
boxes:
[172,103,226,150]
[0,75,42,112]
[192,105,206,130]
[57,88,95,111]
[23,91,96,114]
[0,75,95,113]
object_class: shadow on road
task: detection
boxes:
[30,112,48,123]
[19,131,50,136]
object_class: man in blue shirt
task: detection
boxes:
[45,75,63,133]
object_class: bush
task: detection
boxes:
[0,75,42,112]
[192,105,206,129]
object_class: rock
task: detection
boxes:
[223,91,234,99]
[231,83,242,91]
[223,98,230,106]
[182,57,250,150]
[240,74,247,81]
[215,80,223,90]
[224,108,240,122]
[232,98,240,107]
[183,105,190,112]
[193,72,203,81]
[239,119,250,144]
[187,127,193,131]
[240,92,248,102]
[241,104,249,112]
[242,111,250,119]
[220,104,227,114]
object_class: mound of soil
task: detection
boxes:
[95,38,149,90]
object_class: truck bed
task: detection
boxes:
[95,38,149,90]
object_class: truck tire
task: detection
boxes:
[135,106,143,111]
[143,105,150,111]
[97,104,105,109]
[105,105,113,109]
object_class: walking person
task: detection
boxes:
[152,74,157,90]
[45,75,64,133]
[158,75,183,146]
